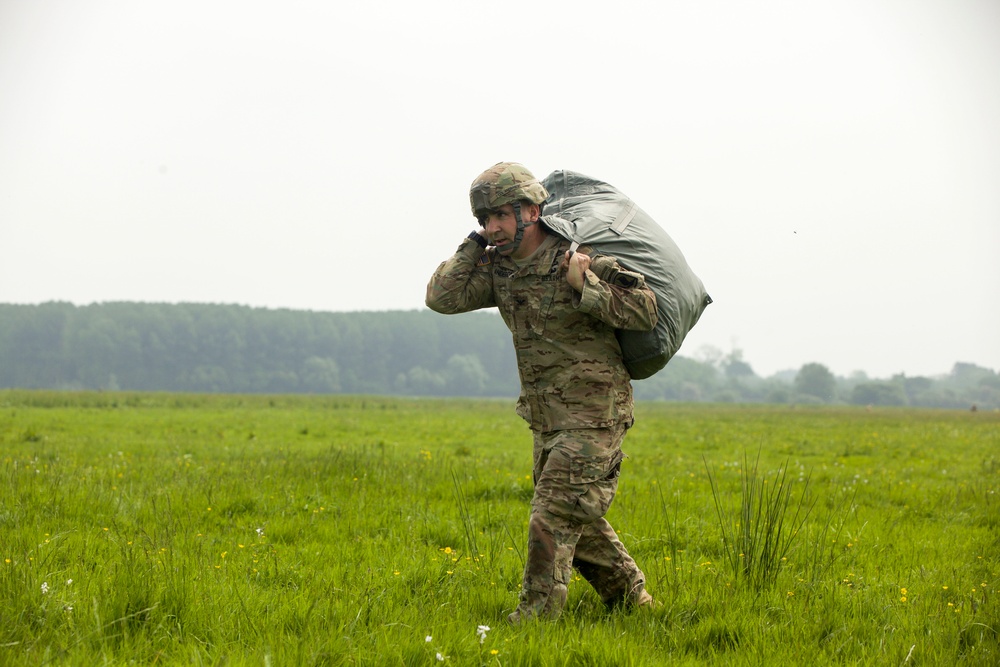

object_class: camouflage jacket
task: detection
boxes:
[425,233,657,432]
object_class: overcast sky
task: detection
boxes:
[1,0,998,379]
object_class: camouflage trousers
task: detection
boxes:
[513,423,646,621]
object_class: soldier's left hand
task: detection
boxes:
[563,250,591,292]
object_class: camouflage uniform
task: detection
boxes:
[425,163,657,622]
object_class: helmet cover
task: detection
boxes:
[469,162,549,219]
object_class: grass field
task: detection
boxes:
[1,391,997,665]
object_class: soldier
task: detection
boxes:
[425,162,659,623]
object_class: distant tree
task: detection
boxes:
[909,387,964,409]
[713,389,741,403]
[950,362,996,388]
[301,356,341,393]
[696,344,725,369]
[971,385,1000,410]
[633,355,721,401]
[2,302,997,407]
[724,359,755,378]
[899,375,933,403]
[680,381,705,402]
[850,382,907,406]
[406,366,447,395]
[444,354,488,396]
[765,385,792,404]
[722,349,755,378]
[184,365,231,392]
[794,363,836,402]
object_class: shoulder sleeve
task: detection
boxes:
[576,255,658,331]
[425,237,497,314]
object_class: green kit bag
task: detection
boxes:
[540,170,712,379]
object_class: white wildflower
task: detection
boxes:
[256,527,265,537]
[436,653,445,661]
[476,625,490,644]
[425,636,432,643]
[66,579,73,586]
[40,582,49,595]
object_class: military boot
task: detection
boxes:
[633,589,662,609]
[507,584,568,625]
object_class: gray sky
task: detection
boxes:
[2,0,998,379]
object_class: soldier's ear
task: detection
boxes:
[522,202,540,223]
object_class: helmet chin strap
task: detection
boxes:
[506,200,537,255]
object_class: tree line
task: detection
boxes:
[1,302,996,409]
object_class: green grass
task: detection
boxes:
[1,391,998,665]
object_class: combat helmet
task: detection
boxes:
[469,162,549,254]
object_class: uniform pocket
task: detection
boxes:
[532,428,628,523]
[570,452,619,485]
[566,450,624,522]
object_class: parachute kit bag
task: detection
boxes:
[540,170,711,379]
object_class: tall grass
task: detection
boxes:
[705,449,815,591]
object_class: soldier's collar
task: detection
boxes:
[500,236,570,276]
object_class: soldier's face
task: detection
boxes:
[482,203,540,258]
